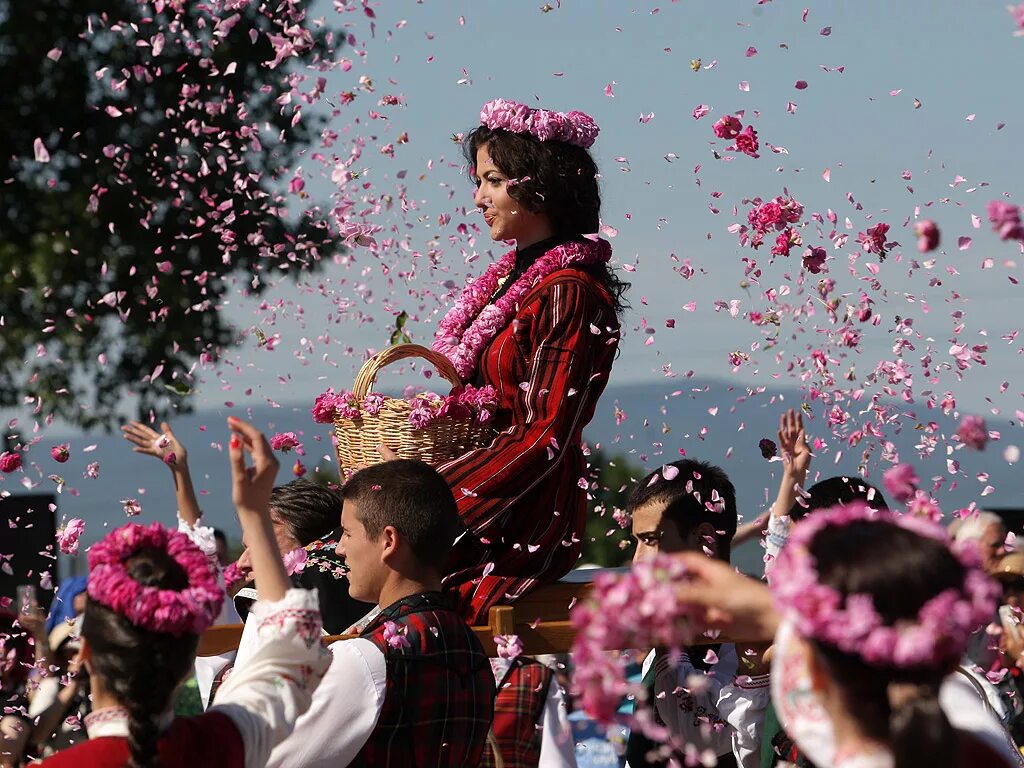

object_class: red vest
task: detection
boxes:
[481,657,555,768]
[38,711,244,768]
[352,592,495,767]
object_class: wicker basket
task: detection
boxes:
[333,344,495,473]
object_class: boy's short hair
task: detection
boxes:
[627,459,738,559]
[788,476,888,522]
[342,459,462,571]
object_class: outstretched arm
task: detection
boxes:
[121,420,201,528]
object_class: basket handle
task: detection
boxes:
[352,344,464,400]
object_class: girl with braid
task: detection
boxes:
[38,418,331,768]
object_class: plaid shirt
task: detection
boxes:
[481,657,554,768]
[353,592,495,768]
[440,268,620,623]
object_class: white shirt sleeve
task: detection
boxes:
[266,638,387,768]
[176,514,241,627]
[764,513,792,578]
[193,651,235,710]
[208,588,332,768]
[538,670,578,768]
[717,674,772,768]
[941,669,1024,767]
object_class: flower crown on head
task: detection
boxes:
[87,522,224,637]
[479,98,599,149]
[771,501,999,669]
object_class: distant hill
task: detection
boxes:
[17,376,1021,580]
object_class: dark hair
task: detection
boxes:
[464,124,629,315]
[341,460,462,570]
[270,479,343,546]
[212,528,227,547]
[81,549,198,768]
[626,459,738,560]
[0,610,33,690]
[809,520,964,768]
[789,475,889,521]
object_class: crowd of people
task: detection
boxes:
[1,97,1021,768]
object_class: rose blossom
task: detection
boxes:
[731,125,760,158]
[495,634,524,661]
[857,222,892,258]
[956,415,988,450]
[362,392,386,416]
[883,463,919,504]
[311,388,341,423]
[803,246,827,273]
[121,498,143,517]
[269,432,303,454]
[57,518,85,555]
[712,115,742,139]
[749,201,783,233]
[84,461,100,479]
[0,451,22,473]
[987,200,1024,241]
[51,444,70,463]
[914,219,940,252]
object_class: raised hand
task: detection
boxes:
[673,552,779,643]
[121,420,188,467]
[227,417,288,602]
[777,408,811,480]
[122,420,200,526]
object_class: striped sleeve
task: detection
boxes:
[440,276,614,530]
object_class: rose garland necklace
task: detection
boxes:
[432,238,612,380]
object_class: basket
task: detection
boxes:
[333,344,495,473]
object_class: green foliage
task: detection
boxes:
[579,448,642,567]
[389,311,412,346]
[0,0,337,428]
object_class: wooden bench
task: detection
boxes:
[198,568,621,658]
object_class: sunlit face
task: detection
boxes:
[631,500,705,564]
[335,500,386,604]
[236,513,300,584]
[980,522,1008,574]
[473,144,551,247]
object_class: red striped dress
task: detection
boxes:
[440,266,619,623]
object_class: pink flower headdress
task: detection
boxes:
[87,522,224,637]
[433,239,612,380]
[771,502,999,668]
[479,98,599,149]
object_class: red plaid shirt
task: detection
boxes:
[353,592,495,768]
[481,657,554,768]
[441,268,620,622]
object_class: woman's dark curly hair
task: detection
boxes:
[82,548,199,768]
[464,124,629,315]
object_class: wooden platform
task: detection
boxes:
[198,568,624,658]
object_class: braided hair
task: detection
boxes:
[81,548,198,768]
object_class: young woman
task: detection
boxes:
[38,418,331,768]
[433,98,628,623]
[675,503,1016,768]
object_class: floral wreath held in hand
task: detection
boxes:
[87,522,224,637]
[771,502,999,668]
[479,98,599,149]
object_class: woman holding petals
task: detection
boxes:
[431,98,627,623]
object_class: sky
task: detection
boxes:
[3,0,1024,576]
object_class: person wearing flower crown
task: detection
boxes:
[37,418,332,768]
[431,97,628,624]
[670,502,1019,768]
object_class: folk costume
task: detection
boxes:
[38,521,331,768]
[246,591,495,768]
[434,236,620,622]
[432,99,619,623]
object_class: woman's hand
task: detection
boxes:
[674,552,780,643]
[122,420,202,526]
[378,444,399,462]
[228,417,288,602]
[777,408,811,481]
[121,420,188,468]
